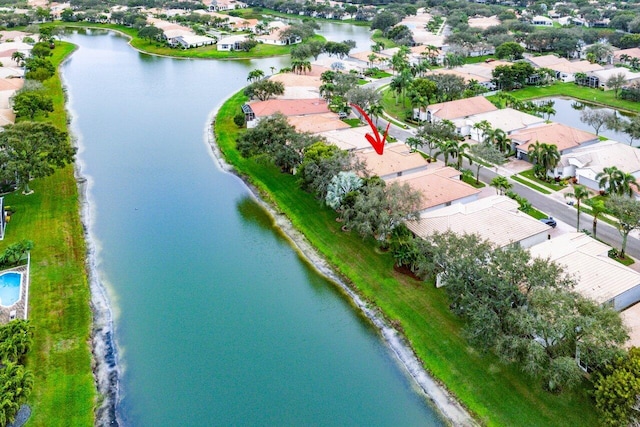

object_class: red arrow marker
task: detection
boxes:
[349,103,390,155]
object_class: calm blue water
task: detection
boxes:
[0,272,21,307]
[62,28,444,426]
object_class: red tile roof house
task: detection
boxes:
[242,99,330,128]
[511,123,599,176]
[414,96,498,137]
[387,166,481,214]
[355,143,430,180]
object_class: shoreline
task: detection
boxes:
[205,99,478,427]
[60,54,121,426]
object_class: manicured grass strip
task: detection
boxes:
[505,81,640,114]
[519,168,565,191]
[215,90,601,427]
[3,41,96,426]
[55,22,325,59]
[511,175,552,194]
[521,206,549,220]
[380,86,412,122]
[462,175,486,188]
[342,118,362,127]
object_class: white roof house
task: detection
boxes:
[529,232,640,311]
[406,195,551,249]
[216,35,247,51]
[320,127,379,151]
[559,140,640,190]
[356,143,429,180]
[467,108,545,141]
[532,15,553,26]
[589,68,640,89]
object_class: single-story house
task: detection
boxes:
[415,96,498,135]
[216,35,248,51]
[208,0,247,11]
[243,98,330,128]
[356,143,430,180]
[526,54,603,83]
[386,166,481,213]
[588,68,640,89]
[558,140,640,187]
[613,47,640,64]
[512,123,599,164]
[320,127,379,152]
[406,195,551,249]
[531,15,553,26]
[170,34,216,49]
[287,113,351,134]
[256,27,301,46]
[529,232,640,311]
[467,108,545,141]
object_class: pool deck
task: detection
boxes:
[0,265,28,322]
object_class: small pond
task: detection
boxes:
[536,97,639,146]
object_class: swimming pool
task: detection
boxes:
[0,272,21,307]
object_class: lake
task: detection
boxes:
[62,25,444,426]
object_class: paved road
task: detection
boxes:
[361,79,640,258]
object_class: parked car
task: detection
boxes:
[540,217,557,228]
[338,111,348,119]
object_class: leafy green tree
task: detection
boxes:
[594,347,640,427]
[138,25,162,42]
[0,361,33,425]
[580,109,615,135]
[346,87,380,111]
[606,72,627,98]
[0,122,75,194]
[243,80,285,101]
[468,143,505,184]
[297,142,351,198]
[623,115,640,146]
[24,56,54,81]
[564,185,590,231]
[12,90,53,119]
[495,41,524,60]
[416,119,459,156]
[370,11,398,32]
[606,195,640,258]
[30,42,52,58]
[344,180,421,243]
[0,320,33,363]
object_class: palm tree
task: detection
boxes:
[435,139,461,166]
[620,53,630,65]
[453,141,470,170]
[596,166,623,194]
[366,103,384,127]
[10,51,25,67]
[246,69,264,82]
[564,185,590,231]
[490,176,512,195]
[492,129,512,154]
[618,171,639,197]
[528,141,560,179]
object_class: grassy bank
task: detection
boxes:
[2,42,95,425]
[505,81,640,113]
[56,22,325,59]
[215,90,600,426]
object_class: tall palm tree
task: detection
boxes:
[246,69,264,82]
[618,171,638,197]
[596,166,623,195]
[453,141,471,170]
[490,176,512,195]
[492,129,512,154]
[528,141,560,179]
[435,139,461,166]
[564,185,590,231]
[366,103,384,127]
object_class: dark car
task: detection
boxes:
[540,217,557,228]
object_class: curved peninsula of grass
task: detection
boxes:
[55,22,325,59]
[214,90,601,426]
[1,41,96,425]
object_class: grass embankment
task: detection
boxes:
[507,81,640,114]
[56,22,325,59]
[371,29,396,48]
[215,90,600,426]
[2,42,96,425]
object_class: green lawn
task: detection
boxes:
[342,118,362,127]
[505,82,640,114]
[462,175,486,188]
[511,175,553,194]
[215,90,601,427]
[55,22,325,59]
[4,42,96,426]
[371,30,396,48]
[521,206,549,220]
[380,87,412,123]
[519,169,565,191]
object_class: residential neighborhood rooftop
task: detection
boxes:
[356,143,429,179]
[247,98,330,118]
[429,96,498,121]
[512,123,598,153]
